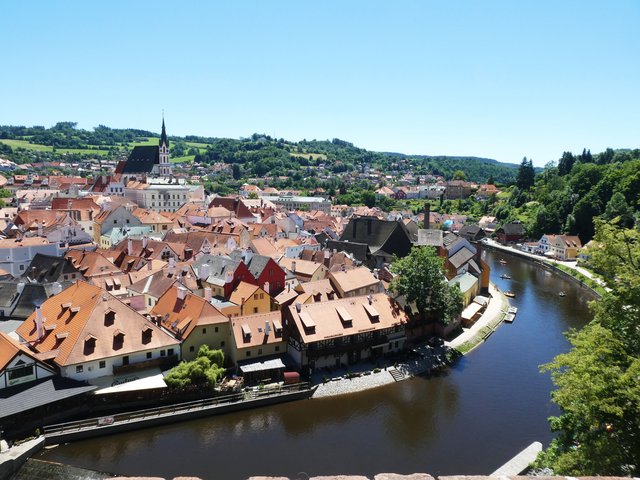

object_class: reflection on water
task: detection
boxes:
[40,251,593,479]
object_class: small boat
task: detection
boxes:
[504,291,516,298]
[500,274,511,279]
[499,259,507,265]
[558,291,566,297]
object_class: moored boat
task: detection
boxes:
[504,291,516,298]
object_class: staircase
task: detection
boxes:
[388,367,405,382]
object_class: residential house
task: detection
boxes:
[495,221,526,244]
[131,208,174,234]
[92,205,141,244]
[279,257,328,283]
[224,281,272,317]
[229,311,286,382]
[15,281,180,381]
[0,332,56,390]
[552,235,582,261]
[246,254,286,297]
[0,237,62,277]
[22,254,84,284]
[285,293,408,370]
[151,285,229,361]
[191,254,256,299]
[538,234,557,255]
[329,266,383,298]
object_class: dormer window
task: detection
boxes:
[241,324,251,342]
[84,334,97,355]
[336,306,353,328]
[142,325,153,344]
[113,329,125,350]
[104,309,116,326]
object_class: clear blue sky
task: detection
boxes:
[3,1,639,166]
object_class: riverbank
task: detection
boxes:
[481,239,605,297]
[311,282,508,398]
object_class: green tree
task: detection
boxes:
[557,151,575,176]
[164,345,225,389]
[516,157,535,191]
[452,170,467,181]
[536,221,640,475]
[390,246,463,325]
[603,192,635,228]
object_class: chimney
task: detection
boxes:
[204,287,212,302]
[295,302,302,312]
[240,298,245,316]
[127,238,133,256]
[177,285,187,300]
[265,321,271,336]
[142,236,148,249]
[424,202,431,229]
[199,263,211,281]
[264,282,269,294]
[35,306,45,341]
[38,221,44,237]
[147,260,153,271]
[291,261,296,273]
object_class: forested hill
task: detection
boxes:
[0,123,518,184]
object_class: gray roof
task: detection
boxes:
[120,146,160,174]
[449,247,476,269]
[339,217,412,256]
[192,254,240,282]
[326,240,370,263]
[238,357,286,373]
[22,254,78,283]
[246,255,271,279]
[416,229,443,247]
[0,377,97,420]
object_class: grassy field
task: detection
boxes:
[171,155,195,163]
[0,139,110,155]
[290,152,327,161]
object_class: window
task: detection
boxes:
[8,364,34,380]
[19,264,24,271]
[258,348,262,355]
[99,360,106,369]
[253,307,258,313]
[122,356,129,366]
[220,341,225,347]
[146,352,152,359]
[126,219,130,224]
[76,365,84,373]
[189,346,195,352]
[114,219,118,224]
[254,294,258,300]
[246,351,251,357]
[160,350,166,357]
[168,348,174,356]
[64,275,68,280]
[202,328,206,334]
[214,327,218,333]
[260,293,264,299]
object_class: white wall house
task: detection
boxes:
[0,238,62,277]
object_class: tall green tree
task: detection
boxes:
[516,157,535,191]
[557,151,575,176]
[390,246,463,325]
[536,221,640,475]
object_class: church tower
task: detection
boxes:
[158,117,172,177]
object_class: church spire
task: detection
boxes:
[160,117,169,148]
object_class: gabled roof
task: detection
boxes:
[329,266,380,295]
[231,311,284,349]
[499,222,526,235]
[449,247,476,269]
[0,332,43,371]
[15,281,179,367]
[65,250,121,278]
[192,254,243,283]
[288,293,407,344]
[246,254,277,279]
[22,254,79,283]
[339,217,412,256]
[279,257,325,278]
[416,229,444,247]
[151,286,227,340]
[128,270,178,299]
[229,281,262,305]
[120,146,160,174]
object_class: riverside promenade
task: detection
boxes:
[311,282,508,398]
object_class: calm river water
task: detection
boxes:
[39,251,594,479]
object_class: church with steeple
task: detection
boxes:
[115,118,173,181]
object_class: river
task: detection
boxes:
[38,251,594,479]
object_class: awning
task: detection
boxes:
[239,357,286,373]
[0,377,97,420]
[90,367,167,394]
[461,302,483,321]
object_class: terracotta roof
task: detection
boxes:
[288,293,407,343]
[279,257,326,278]
[250,237,280,258]
[65,250,121,278]
[0,332,42,371]
[229,281,261,305]
[132,208,173,225]
[15,281,179,367]
[329,266,380,295]
[231,311,284,349]
[151,286,227,339]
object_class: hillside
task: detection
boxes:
[0,123,519,184]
